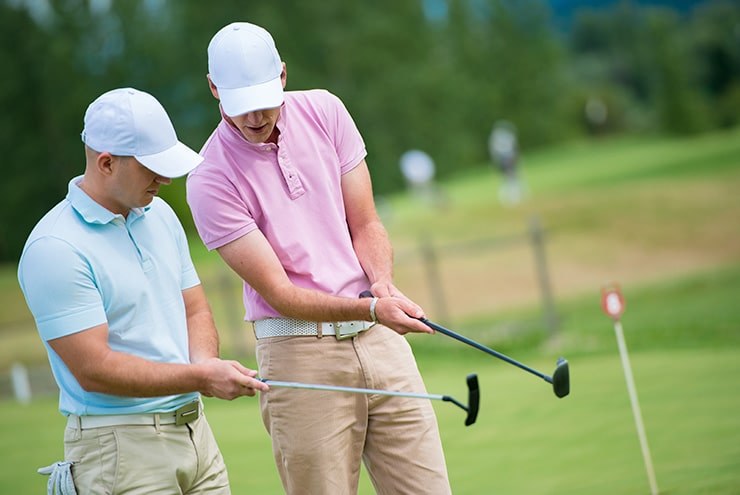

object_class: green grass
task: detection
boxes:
[3,263,740,493]
[214,346,740,494]
[414,262,740,360]
[382,126,740,242]
[379,127,740,330]
[1,127,739,492]
[3,347,739,494]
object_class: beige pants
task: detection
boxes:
[257,324,452,495]
[64,413,230,494]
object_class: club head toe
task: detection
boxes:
[552,358,570,398]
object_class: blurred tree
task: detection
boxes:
[569,4,657,132]
[644,7,711,134]
[458,0,574,151]
[568,1,739,135]
[0,4,45,262]
[0,1,94,262]
[691,0,740,127]
[2,0,738,262]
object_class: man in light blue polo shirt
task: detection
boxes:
[18,87,268,495]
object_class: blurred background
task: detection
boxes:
[1,1,739,493]
[1,0,738,260]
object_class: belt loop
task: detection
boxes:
[73,415,82,440]
[154,413,161,434]
[317,321,323,339]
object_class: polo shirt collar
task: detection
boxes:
[67,175,148,225]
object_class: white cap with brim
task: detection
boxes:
[208,22,284,117]
[81,88,203,178]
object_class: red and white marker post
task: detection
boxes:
[601,284,659,495]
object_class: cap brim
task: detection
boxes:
[218,76,284,117]
[136,141,204,178]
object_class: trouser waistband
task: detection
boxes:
[67,400,200,429]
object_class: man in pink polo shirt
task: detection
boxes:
[187,22,451,494]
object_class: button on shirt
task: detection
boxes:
[187,89,369,322]
[18,177,200,416]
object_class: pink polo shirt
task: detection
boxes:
[187,90,370,321]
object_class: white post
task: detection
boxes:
[613,321,659,495]
[11,362,32,405]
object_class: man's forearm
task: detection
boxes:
[77,350,210,397]
[183,285,221,362]
[353,219,394,286]
[188,313,221,363]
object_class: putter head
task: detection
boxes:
[552,358,570,398]
[465,373,480,426]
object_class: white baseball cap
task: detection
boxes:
[207,22,284,117]
[81,88,203,178]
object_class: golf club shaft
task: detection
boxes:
[359,290,548,383]
[262,379,447,402]
[262,375,479,425]
[421,318,553,384]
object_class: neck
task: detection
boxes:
[266,126,280,144]
[78,174,130,218]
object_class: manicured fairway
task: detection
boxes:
[3,347,738,494]
[2,128,737,493]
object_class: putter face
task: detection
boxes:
[552,358,570,398]
[464,374,480,426]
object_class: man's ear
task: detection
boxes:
[96,152,115,176]
[280,62,287,89]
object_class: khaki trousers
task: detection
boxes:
[64,412,230,494]
[257,324,452,495]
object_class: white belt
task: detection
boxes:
[254,318,375,340]
[67,400,200,429]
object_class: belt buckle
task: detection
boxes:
[334,321,360,340]
[175,401,199,426]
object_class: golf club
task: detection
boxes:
[423,319,569,398]
[359,291,569,398]
[260,373,480,426]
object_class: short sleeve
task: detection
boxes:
[321,91,367,174]
[186,171,258,251]
[18,237,107,341]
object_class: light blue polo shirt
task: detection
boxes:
[18,176,200,416]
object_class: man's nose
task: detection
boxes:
[246,110,263,124]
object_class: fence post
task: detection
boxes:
[11,362,32,404]
[529,216,559,336]
[419,235,450,323]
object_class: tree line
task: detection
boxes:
[1,0,738,262]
